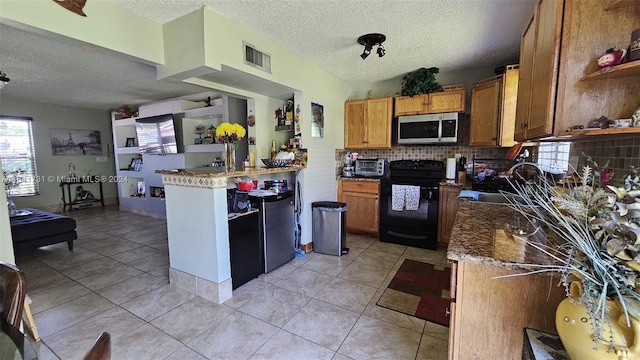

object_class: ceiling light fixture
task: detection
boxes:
[0,71,10,90]
[358,33,386,61]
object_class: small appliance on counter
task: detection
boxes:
[342,166,354,178]
[264,179,288,192]
[342,151,358,178]
[354,158,388,177]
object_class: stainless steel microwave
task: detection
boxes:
[397,112,458,145]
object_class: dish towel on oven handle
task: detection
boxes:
[391,184,406,211]
[405,186,420,211]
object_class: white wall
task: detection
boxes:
[0,98,117,210]
[2,4,354,247]
[0,181,16,265]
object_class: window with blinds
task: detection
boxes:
[537,142,571,175]
[1,116,39,196]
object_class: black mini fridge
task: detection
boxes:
[249,190,295,273]
[228,210,262,289]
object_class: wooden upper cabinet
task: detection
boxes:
[515,14,536,142]
[394,85,466,117]
[394,94,428,116]
[514,0,562,141]
[500,66,519,147]
[428,87,466,114]
[345,100,367,148]
[470,78,501,147]
[514,0,639,141]
[344,97,392,149]
[471,65,519,147]
[526,0,562,139]
[366,98,393,148]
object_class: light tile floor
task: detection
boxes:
[14,205,450,360]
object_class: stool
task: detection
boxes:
[23,295,40,341]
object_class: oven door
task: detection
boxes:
[379,181,439,249]
[397,116,440,145]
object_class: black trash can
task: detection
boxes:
[312,201,348,256]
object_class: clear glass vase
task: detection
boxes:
[6,192,18,216]
[225,143,236,173]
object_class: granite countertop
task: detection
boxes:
[440,181,464,187]
[447,200,551,270]
[156,166,302,177]
[337,176,381,182]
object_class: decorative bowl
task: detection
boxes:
[261,159,292,168]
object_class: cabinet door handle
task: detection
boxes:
[446,306,451,317]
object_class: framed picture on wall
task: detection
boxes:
[50,128,102,155]
[311,102,324,138]
[125,137,135,147]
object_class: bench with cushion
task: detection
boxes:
[9,209,77,251]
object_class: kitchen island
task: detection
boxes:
[447,200,565,360]
[157,166,301,304]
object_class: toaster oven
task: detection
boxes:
[354,158,388,177]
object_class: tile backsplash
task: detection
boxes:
[571,137,640,184]
[336,111,640,186]
[336,114,510,175]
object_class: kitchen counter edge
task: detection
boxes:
[156,166,303,177]
[337,176,381,182]
[446,200,550,271]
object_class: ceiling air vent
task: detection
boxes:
[243,42,271,73]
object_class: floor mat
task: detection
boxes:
[376,258,451,326]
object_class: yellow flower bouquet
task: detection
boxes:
[215,123,246,145]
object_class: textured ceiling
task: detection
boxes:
[0,0,536,111]
[111,0,536,85]
[0,24,214,111]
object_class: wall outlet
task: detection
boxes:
[96,156,108,162]
[259,147,268,158]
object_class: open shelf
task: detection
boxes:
[116,146,140,154]
[604,0,639,10]
[275,124,294,132]
[562,127,640,137]
[184,144,225,153]
[580,61,640,81]
[539,127,640,142]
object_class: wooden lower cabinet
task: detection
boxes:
[337,180,380,237]
[437,185,462,243]
[448,261,565,359]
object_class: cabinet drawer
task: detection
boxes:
[340,180,379,194]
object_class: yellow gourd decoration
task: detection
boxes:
[556,281,640,360]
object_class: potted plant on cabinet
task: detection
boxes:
[400,67,444,96]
